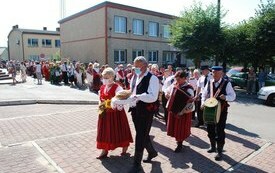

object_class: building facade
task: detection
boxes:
[0,47,8,61]
[8,25,60,62]
[59,1,193,67]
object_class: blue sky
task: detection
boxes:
[0,0,263,47]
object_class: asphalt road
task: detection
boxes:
[227,95,275,143]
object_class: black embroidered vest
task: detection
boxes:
[131,72,159,115]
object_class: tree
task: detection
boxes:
[169,2,225,68]
[254,0,275,71]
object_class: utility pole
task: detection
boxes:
[60,0,66,19]
[215,0,221,66]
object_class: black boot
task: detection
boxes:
[143,152,158,163]
[143,140,157,163]
[207,140,216,153]
[215,143,224,161]
[128,152,143,173]
[174,141,183,153]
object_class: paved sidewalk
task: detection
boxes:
[0,68,274,173]
[0,69,98,106]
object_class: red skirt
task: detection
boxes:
[96,109,133,150]
[167,111,192,142]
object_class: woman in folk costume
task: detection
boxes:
[165,70,195,153]
[42,61,50,81]
[92,63,102,93]
[96,67,133,159]
[116,64,126,88]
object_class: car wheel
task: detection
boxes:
[266,94,275,106]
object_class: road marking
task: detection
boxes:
[3,129,97,147]
[0,108,98,121]
[225,142,272,172]
[32,141,65,173]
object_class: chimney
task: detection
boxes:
[13,25,19,29]
[56,27,60,32]
[43,27,47,31]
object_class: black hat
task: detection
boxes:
[200,65,209,70]
[211,66,223,71]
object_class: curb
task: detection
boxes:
[0,99,98,106]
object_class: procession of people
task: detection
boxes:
[5,57,237,172]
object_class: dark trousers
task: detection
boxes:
[131,111,156,164]
[62,71,68,84]
[161,94,168,124]
[197,98,204,125]
[207,109,228,151]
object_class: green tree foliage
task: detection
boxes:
[170,2,224,67]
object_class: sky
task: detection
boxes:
[0,0,263,47]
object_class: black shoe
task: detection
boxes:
[207,147,216,153]
[215,153,223,161]
[143,152,158,163]
[195,123,202,128]
[128,164,142,173]
[174,145,182,153]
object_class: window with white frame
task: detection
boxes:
[148,51,158,62]
[163,25,170,38]
[148,22,159,37]
[162,52,175,64]
[55,40,61,48]
[28,38,38,47]
[42,39,52,47]
[132,50,144,61]
[133,19,144,35]
[114,50,126,63]
[114,16,127,33]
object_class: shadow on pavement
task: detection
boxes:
[226,133,260,150]
[226,123,259,138]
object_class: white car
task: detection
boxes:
[258,86,275,106]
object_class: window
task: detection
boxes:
[163,25,170,38]
[148,22,159,37]
[114,16,127,33]
[148,51,158,62]
[55,40,61,48]
[132,50,144,61]
[133,19,144,35]
[28,55,40,61]
[163,52,175,64]
[42,39,52,47]
[114,50,126,63]
[28,38,38,47]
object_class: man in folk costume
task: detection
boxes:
[195,65,212,127]
[165,70,195,152]
[128,56,159,173]
[201,66,236,161]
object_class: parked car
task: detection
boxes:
[230,72,275,89]
[226,67,243,77]
[258,86,275,106]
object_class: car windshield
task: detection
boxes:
[227,69,241,77]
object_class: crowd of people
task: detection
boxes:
[5,57,237,172]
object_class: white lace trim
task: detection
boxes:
[111,97,137,110]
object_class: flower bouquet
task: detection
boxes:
[98,99,111,117]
